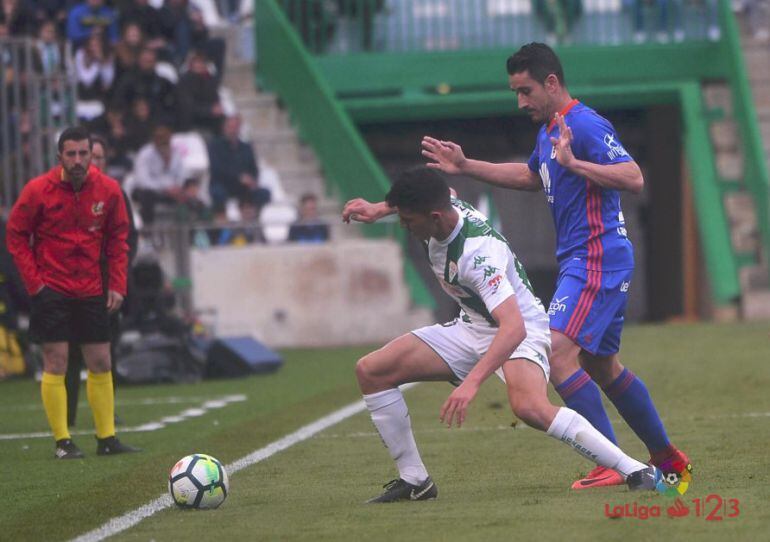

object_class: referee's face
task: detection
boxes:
[59,139,92,183]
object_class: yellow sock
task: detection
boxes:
[87,370,115,439]
[41,372,70,442]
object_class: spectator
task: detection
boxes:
[288,193,330,243]
[123,97,154,152]
[0,0,36,36]
[630,0,685,43]
[111,47,178,126]
[177,50,224,133]
[213,195,265,246]
[74,33,115,103]
[207,115,270,212]
[118,0,173,54]
[66,0,119,49]
[131,124,185,225]
[738,0,769,41]
[534,0,582,44]
[29,0,69,35]
[87,104,133,175]
[34,20,63,76]
[165,0,225,80]
[114,22,144,80]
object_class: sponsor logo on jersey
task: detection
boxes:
[473,255,489,269]
[604,133,628,161]
[548,296,569,315]
[620,281,630,293]
[482,265,498,280]
[550,145,557,160]
[487,274,503,293]
[539,162,554,204]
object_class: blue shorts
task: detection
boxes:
[547,267,632,356]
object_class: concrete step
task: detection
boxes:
[222,62,258,93]
[710,119,739,152]
[724,192,760,253]
[749,81,770,111]
[743,47,770,82]
[741,289,770,320]
[702,83,733,115]
[716,151,744,179]
[740,261,770,291]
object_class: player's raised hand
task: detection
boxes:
[342,198,382,224]
[439,380,479,428]
[422,136,466,175]
[549,113,576,168]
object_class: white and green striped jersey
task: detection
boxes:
[425,198,549,333]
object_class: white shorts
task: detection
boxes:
[412,318,551,383]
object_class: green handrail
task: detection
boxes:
[255,0,435,309]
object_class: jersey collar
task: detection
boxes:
[434,208,464,247]
[546,98,580,134]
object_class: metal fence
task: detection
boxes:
[279,0,722,53]
[0,37,77,207]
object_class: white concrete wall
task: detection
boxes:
[190,239,432,348]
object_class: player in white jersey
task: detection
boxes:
[342,167,661,503]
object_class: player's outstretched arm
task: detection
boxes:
[440,296,526,428]
[422,136,541,191]
[342,198,395,224]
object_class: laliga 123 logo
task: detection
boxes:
[655,461,693,497]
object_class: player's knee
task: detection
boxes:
[42,349,67,374]
[86,355,112,373]
[355,355,380,387]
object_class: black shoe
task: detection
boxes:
[367,477,438,503]
[96,436,141,456]
[55,439,85,459]
[627,465,662,491]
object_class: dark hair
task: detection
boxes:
[57,126,92,152]
[506,42,565,86]
[300,193,318,205]
[90,135,107,150]
[385,167,451,214]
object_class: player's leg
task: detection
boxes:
[581,347,690,476]
[548,269,619,444]
[76,296,140,455]
[501,358,659,490]
[357,331,455,502]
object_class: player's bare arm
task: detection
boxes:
[549,113,644,194]
[421,136,541,191]
[342,198,395,223]
[439,295,526,428]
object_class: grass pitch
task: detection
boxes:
[2,323,769,541]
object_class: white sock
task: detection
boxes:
[546,407,647,477]
[363,388,429,485]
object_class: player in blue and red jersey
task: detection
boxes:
[421,43,690,489]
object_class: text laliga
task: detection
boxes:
[604,502,661,519]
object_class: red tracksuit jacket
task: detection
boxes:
[6,165,129,297]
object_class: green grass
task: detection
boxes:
[3,323,770,541]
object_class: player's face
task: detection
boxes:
[58,139,91,182]
[509,71,552,124]
[397,208,435,241]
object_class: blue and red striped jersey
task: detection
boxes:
[527,100,635,271]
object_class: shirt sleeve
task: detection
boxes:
[6,184,44,295]
[572,113,633,166]
[527,142,539,172]
[460,239,515,316]
[104,185,130,295]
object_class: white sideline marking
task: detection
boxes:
[0,395,247,441]
[4,395,238,412]
[70,384,418,542]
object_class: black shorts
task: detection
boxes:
[30,287,110,344]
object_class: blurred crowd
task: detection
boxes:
[1,0,330,246]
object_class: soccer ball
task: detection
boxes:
[169,454,229,509]
[664,472,680,485]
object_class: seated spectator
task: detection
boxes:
[111,46,178,127]
[178,50,224,133]
[288,193,330,243]
[131,124,186,224]
[123,97,155,152]
[75,33,115,103]
[1,0,36,36]
[119,0,173,55]
[534,0,582,45]
[34,20,63,76]
[174,178,209,223]
[29,0,69,36]
[165,0,225,81]
[212,195,265,246]
[66,0,119,49]
[207,115,270,212]
[114,22,144,80]
[87,104,133,173]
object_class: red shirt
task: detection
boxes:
[6,165,129,297]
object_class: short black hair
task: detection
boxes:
[385,167,451,214]
[506,42,565,86]
[90,135,107,150]
[57,126,92,152]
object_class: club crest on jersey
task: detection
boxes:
[91,201,105,216]
[439,278,469,298]
[448,261,458,283]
